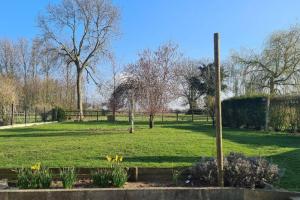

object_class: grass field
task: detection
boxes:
[0,119,299,191]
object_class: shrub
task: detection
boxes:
[183,152,280,189]
[17,163,53,189]
[60,167,76,189]
[0,115,10,126]
[52,107,66,122]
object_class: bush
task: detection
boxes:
[52,107,66,122]
[182,152,280,189]
[0,116,10,126]
[60,167,76,189]
[17,163,52,189]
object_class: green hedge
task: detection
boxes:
[222,96,267,130]
[222,95,300,132]
[269,96,300,132]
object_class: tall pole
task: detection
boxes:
[214,33,224,187]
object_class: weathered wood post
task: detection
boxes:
[214,32,224,187]
[10,103,14,126]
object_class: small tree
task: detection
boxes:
[127,43,179,128]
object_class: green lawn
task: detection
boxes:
[0,120,299,191]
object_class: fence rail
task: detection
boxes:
[0,105,211,126]
[0,104,57,126]
[64,110,210,123]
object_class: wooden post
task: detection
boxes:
[214,32,224,187]
[96,111,99,122]
[10,103,14,126]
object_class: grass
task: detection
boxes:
[0,118,299,191]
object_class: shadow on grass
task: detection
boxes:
[265,149,300,191]
[124,156,200,163]
[163,123,300,148]
[0,129,131,138]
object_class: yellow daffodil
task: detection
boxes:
[106,155,124,163]
[106,155,112,162]
[31,162,41,171]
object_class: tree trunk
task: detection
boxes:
[265,80,275,131]
[129,92,134,133]
[112,105,116,122]
[149,114,154,129]
[76,67,84,121]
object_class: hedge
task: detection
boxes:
[222,95,300,132]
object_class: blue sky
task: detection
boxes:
[1,0,300,96]
[1,0,300,63]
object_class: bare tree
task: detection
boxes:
[174,59,202,110]
[232,26,300,95]
[232,25,300,129]
[0,39,19,77]
[38,0,119,120]
[127,43,179,128]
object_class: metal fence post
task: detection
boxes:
[44,107,46,122]
[35,108,37,123]
[24,107,27,124]
[192,109,194,122]
[10,103,14,126]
